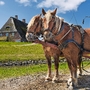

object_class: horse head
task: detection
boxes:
[42,8,57,31]
[26,14,43,42]
[42,8,64,42]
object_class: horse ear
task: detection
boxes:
[51,8,57,16]
[39,14,42,20]
[38,14,42,18]
[40,14,42,17]
[42,8,46,15]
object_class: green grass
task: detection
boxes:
[0,64,47,79]
[0,42,90,79]
[0,60,90,79]
[0,42,45,61]
[0,62,68,79]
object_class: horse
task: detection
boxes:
[26,14,62,83]
[41,8,90,89]
[26,14,82,84]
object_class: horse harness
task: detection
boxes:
[58,23,90,53]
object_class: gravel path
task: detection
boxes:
[0,69,90,90]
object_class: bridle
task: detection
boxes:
[27,19,43,37]
[43,15,65,35]
[43,15,73,43]
[43,15,56,32]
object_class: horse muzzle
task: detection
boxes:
[26,33,38,42]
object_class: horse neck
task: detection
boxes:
[35,40,58,49]
[53,16,63,34]
[54,23,71,42]
[54,23,82,45]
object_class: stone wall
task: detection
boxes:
[0,57,89,67]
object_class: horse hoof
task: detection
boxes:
[45,77,52,82]
[67,83,78,90]
[79,73,82,76]
[52,77,59,83]
[68,85,73,90]
[45,79,49,82]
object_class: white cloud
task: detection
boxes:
[15,0,30,6]
[15,0,37,6]
[37,0,86,13]
[0,1,5,5]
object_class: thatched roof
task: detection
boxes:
[0,16,28,41]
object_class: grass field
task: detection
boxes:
[0,42,90,79]
[0,61,90,79]
[0,42,69,79]
[0,42,45,62]
[0,63,68,79]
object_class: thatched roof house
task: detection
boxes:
[0,15,27,42]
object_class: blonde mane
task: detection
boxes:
[27,16,36,30]
[55,16,64,32]
[44,10,64,32]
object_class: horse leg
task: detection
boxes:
[52,56,59,83]
[77,55,82,77]
[67,59,78,89]
[45,55,52,81]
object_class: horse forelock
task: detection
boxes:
[27,15,41,30]
[45,11,52,21]
[43,11,64,34]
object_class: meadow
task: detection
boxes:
[0,63,68,79]
[0,42,69,79]
[0,42,45,62]
[0,42,90,79]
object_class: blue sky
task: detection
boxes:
[0,0,90,29]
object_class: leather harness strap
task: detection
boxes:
[58,24,90,52]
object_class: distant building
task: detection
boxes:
[0,15,27,42]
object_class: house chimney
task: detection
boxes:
[22,19,26,23]
[15,15,18,19]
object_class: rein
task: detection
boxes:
[53,22,90,53]
[59,27,72,41]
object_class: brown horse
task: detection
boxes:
[26,14,82,85]
[42,8,90,89]
[26,14,62,83]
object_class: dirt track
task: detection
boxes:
[0,70,90,90]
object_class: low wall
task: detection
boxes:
[0,57,90,67]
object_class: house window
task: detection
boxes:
[6,33,9,36]
[0,33,2,36]
[12,33,14,36]
[5,26,10,30]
